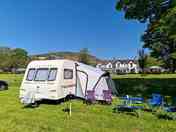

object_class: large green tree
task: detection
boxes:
[10,48,28,70]
[142,6,176,71]
[0,47,12,71]
[116,0,176,72]
[116,0,174,22]
[0,47,28,72]
[146,56,164,67]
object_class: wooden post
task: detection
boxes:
[69,101,72,117]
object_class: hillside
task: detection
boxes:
[0,47,104,66]
[31,51,103,65]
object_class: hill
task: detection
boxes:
[0,47,104,66]
[30,51,103,65]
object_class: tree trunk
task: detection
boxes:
[172,59,176,73]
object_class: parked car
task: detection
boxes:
[0,80,8,91]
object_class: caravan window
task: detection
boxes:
[34,68,49,81]
[64,69,73,79]
[26,69,36,81]
[48,68,57,81]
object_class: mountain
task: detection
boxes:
[30,51,103,65]
[0,47,11,54]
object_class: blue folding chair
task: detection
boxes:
[148,93,164,107]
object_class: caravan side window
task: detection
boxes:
[26,68,36,81]
[64,69,73,79]
[34,68,49,81]
[48,68,57,81]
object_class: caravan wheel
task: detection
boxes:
[31,102,39,108]
[0,81,8,91]
[65,94,75,100]
[85,99,94,105]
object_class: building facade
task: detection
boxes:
[96,59,139,74]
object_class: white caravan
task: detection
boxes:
[19,60,116,105]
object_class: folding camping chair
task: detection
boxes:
[85,90,96,104]
[147,94,176,120]
[148,93,164,107]
[155,96,176,120]
[103,90,112,105]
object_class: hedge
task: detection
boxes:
[113,78,176,97]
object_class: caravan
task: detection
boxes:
[19,60,116,105]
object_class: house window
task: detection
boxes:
[108,63,112,68]
[48,68,57,81]
[116,63,120,68]
[34,68,49,81]
[130,63,133,67]
[64,69,73,79]
[26,68,36,81]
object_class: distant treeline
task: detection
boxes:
[0,47,29,72]
[0,47,100,72]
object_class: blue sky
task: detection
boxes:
[0,0,146,59]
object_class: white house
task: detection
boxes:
[96,59,139,74]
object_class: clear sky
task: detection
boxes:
[0,0,146,59]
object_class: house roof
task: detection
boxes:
[114,59,138,64]
[149,66,162,69]
[98,59,137,65]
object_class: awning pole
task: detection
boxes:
[69,101,72,117]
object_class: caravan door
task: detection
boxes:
[46,68,58,100]
[76,71,88,98]
[62,69,76,97]
[34,68,50,100]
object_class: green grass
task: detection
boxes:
[0,74,176,132]
[112,74,176,79]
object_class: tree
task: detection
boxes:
[116,0,176,72]
[0,47,12,71]
[142,6,176,72]
[146,56,164,67]
[116,0,173,22]
[0,47,29,72]
[10,48,28,72]
[138,49,148,73]
[78,48,90,65]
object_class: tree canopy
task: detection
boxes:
[116,0,174,22]
[116,0,176,72]
[78,48,90,65]
[0,47,29,72]
[146,56,164,67]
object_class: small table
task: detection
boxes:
[113,96,144,117]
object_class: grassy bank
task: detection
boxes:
[112,74,176,79]
[0,74,175,132]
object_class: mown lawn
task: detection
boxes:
[0,74,176,132]
[112,74,176,79]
